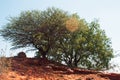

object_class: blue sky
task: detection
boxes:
[0,0,120,57]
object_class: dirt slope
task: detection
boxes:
[0,57,120,80]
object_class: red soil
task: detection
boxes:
[0,57,120,80]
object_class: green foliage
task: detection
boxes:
[0,7,113,70]
[0,7,68,58]
[47,19,113,70]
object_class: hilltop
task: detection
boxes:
[0,57,120,80]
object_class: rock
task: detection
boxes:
[67,68,74,73]
[86,77,94,80]
[17,52,26,58]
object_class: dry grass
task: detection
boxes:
[0,51,11,74]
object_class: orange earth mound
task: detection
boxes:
[0,57,120,80]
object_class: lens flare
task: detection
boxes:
[65,17,79,32]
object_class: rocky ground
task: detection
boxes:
[0,57,120,80]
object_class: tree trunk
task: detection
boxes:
[38,45,50,59]
[74,61,78,67]
[41,51,47,59]
[74,53,78,67]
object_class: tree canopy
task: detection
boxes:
[46,19,113,70]
[0,8,69,58]
[0,7,113,70]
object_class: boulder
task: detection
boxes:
[17,52,26,58]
